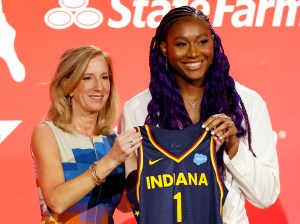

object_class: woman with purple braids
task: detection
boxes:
[120,6,280,224]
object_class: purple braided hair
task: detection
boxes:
[145,6,255,176]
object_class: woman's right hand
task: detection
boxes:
[202,113,239,158]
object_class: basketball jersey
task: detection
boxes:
[127,123,228,224]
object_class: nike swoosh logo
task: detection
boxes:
[149,158,164,165]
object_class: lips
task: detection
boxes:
[89,95,103,100]
[184,62,202,70]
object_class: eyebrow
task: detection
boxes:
[173,33,209,41]
[84,72,110,76]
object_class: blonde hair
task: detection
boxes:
[46,45,118,135]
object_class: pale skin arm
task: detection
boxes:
[116,121,139,212]
[31,123,142,214]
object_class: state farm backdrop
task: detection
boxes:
[0,0,299,223]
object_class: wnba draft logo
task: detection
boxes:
[0,0,25,82]
[0,0,23,144]
[44,0,103,29]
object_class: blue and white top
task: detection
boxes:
[34,121,125,224]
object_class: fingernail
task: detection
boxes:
[205,127,210,131]
[211,130,215,135]
[202,124,206,128]
[219,136,223,140]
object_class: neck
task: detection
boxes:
[184,98,201,109]
[179,84,203,122]
[72,116,97,138]
[180,86,204,105]
[178,79,204,96]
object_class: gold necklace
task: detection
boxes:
[185,98,201,109]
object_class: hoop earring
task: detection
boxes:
[68,95,72,105]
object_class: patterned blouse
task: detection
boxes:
[33,121,125,224]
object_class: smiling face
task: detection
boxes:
[70,55,111,116]
[160,16,214,87]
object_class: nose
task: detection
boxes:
[94,77,103,91]
[187,44,199,58]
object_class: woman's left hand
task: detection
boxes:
[202,114,239,158]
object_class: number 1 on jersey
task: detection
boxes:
[173,192,182,222]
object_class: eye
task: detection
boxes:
[102,75,109,80]
[175,42,187,47]
[198,39,209,45]
[83,74,92,80]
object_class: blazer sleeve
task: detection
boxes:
[224,85,280,208]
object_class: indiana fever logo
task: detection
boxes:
[45,0,300,30]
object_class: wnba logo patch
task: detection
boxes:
[44,0,103,29]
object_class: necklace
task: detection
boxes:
[185,98,201,109]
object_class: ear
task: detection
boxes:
[160,41,167,57]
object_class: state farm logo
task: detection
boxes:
[45,0,103,29]
[45,0,300,30]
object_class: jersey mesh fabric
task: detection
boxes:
[127,123,227,224]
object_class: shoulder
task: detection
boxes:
[124,89,151,109]
[31,121,58,157]
[120,89,151,130]
[123,89,150,117]
[31,121,59,146]
[32,121,54,138]
[235,81,267,110]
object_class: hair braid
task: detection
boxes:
[146,6,254,175]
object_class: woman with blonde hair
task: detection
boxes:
[31,45,141,223]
